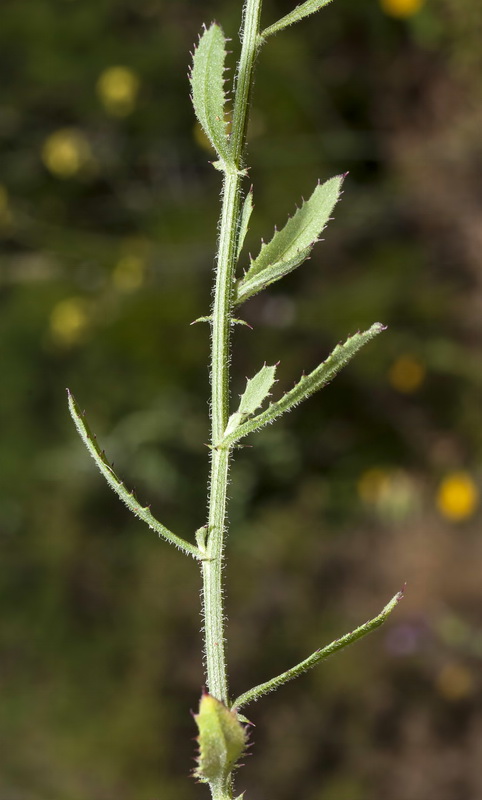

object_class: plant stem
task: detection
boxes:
[202,0,263,712]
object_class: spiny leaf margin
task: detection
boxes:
[225,363,277,436]
[67,390,202,560]
[236,188,254,261]
[190,23,230,164]
[235,174,344,304]
[235,245,312,304]
[221,322,386,446]
[194,692,248,784]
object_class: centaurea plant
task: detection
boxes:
[68,1,402,798]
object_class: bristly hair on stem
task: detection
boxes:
[68,0,402,797]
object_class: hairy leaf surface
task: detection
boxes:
[236,189,254,260]
[194,693,247,784]
[190,24,230,163]
[232,590,403,710]
[67,391,202,559]
[261,0,335,40]
[225,363,277,437]
[222,323,385,445]
[235,174,344,304]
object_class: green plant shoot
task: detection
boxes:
[68,0,403,798]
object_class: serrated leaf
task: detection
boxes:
[225,363,277,437]
[235,174,344,304]
[222,323,386,445]
[190,23,230,163]
[238,363,277,416]
[194,693,247,784]
[67,391,202,560]
[261,0,335,40]
[236,245,312,304]
[236,189,254,260]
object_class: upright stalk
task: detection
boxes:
[69,2,402,797]
[202,0,263,712]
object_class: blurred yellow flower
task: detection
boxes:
[436,472,479,521]
[96,66,140,117]
[358,468,390,504]
[357,467,418,521]
[42,128,93,178]
[436,662,474,701]
[112,254,145,292]
[379,0,424,17]
[388,354,426,394]
[50,297,89,346]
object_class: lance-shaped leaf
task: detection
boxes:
[225,363,277,437]
[236,188,254,261]
[235,175,344,304]
[67,391,203,560]
[222,323,385,446]
[190,23,230,164]
[194,693,247,784]
[231,589,403,710]
[260,0,335,41]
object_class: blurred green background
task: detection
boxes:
[1,0,481,798]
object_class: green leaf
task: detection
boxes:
[232,589,404,710]
[236,188,254,260]
[225,363,277,437]
[194,693,247,784]
[260,0,335,41]
[190,23,230,164]
[222,323,385,446]
[235,175,344,304]
[238,363,277,416]
[236,245,312,305]
[67,391,203,560]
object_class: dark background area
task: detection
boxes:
[1,0,481,798]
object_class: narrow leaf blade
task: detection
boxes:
[222,323,385,445]
[190,23,230,163]
[236,188,254,261]
[232,589,404,710]
[67,391,202,559]
[261,0,335,40]
[235,175,344,304]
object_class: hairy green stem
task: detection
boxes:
[203,0,264,715]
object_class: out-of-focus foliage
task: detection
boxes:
[0,1,481,799]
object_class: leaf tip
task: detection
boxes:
[383,588,405,616]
